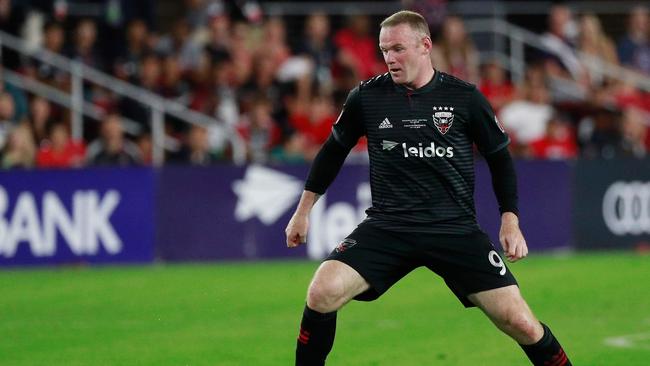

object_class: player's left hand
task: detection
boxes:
[499,212,528,262]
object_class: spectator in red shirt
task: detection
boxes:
[530,113,578,160]
[35,122,86,168]
[289,94,336,146]
[287,93,338,160]
[334,15,384,82]
[479,60,515,113]
[613,78,650,112]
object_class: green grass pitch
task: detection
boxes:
[1,252,649,365]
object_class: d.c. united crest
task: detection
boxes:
[433,106,454,135]
[335,238,357,253]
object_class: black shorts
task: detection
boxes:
[326,221,518,308]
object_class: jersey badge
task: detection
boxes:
[433,106,454,135]
[335,238,357,253]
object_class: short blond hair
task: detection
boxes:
[380,10,431,38]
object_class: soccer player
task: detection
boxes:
[285,10,571,366]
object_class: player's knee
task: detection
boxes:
[306,279,346,313]
[501,311,541,343]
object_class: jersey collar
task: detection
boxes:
[394,69,440,95]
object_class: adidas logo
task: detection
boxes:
[382,140,399,150]
[378,118,393,129]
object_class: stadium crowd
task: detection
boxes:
[0,0,649,168]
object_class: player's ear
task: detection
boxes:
[422,35,433,55]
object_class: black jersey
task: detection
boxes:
[332,71,509,234]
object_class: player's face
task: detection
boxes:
[379,24,428,87]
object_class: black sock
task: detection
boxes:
[520,323,571,366]
[295,305,337,366]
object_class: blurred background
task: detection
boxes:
[1,1,650,365]
[0,0,648,264]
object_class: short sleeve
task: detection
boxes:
[469,87,510,155]
[331,86,365,149]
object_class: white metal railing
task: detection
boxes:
[0,29,246,166]
[465,18,650,92]
[2,68,143,134]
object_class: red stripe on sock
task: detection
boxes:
[550,353,567,366]
[297,326,311,345]
[545,349,567,366]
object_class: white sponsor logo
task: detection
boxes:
[232,166,371,259]
[231,166,371,260]
[378,118,393,129]
[0,186,122,258]
[232,165,303,225]
[402,142,454,158]
[382,140,399,151]
[602,181,650,235]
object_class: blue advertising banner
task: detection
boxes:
[157,160,572,262]
[0,168,154,266]
[156,165,311,261]
[156,164,376,261]
[0,160,572,266]
[475,160,573,251]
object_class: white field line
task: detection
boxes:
[604,332,650,350]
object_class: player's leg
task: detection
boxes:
[296,260,370,366]
[307,259,371,313]
[296,223,416,365]
[468,285,542,343]
[420,231,571,365]
[469,286,571,366]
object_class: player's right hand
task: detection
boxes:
[499,212,528,262]
[285,213,309,248]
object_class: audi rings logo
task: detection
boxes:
[602,181,650,235]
